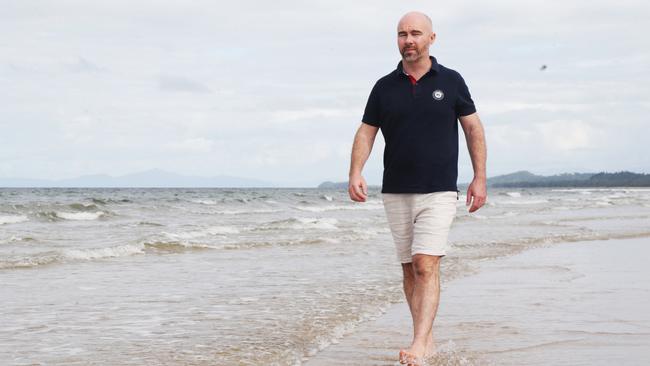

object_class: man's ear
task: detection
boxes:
[430,32,437,45]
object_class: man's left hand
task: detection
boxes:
[466,177,487,213]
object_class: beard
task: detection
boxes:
[400,46,424,62]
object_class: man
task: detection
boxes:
[347,11,487,366]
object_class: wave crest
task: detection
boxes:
[0,215,29,225]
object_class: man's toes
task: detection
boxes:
[399,349,411,364]
[399,349,423,365]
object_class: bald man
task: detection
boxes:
[348,11,487,365]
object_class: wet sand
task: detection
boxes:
[305,237,650,365]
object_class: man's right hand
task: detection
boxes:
[348,174,368,202]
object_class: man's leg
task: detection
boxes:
[401,263,436,357]
[399,254,441,364]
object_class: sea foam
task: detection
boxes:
[56,211,106,220]
[0,215,29,225]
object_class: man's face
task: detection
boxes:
[397,16,435,63]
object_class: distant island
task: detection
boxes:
[486,171,650,188]
[0,169,276,188]
[318,171,650,189]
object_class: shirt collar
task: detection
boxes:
[395,55,440,77]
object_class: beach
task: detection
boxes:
[1,187,649,365]
[305,237,650,365]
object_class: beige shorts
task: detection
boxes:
[382,191,458,263]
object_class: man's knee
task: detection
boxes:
[412,254,441,279]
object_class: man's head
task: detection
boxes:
[397,12,436,63]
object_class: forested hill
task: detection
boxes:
[318,171,650,189]
[489,171,650,188]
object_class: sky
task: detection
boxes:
[1,0,649,186]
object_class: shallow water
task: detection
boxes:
[1,187,649,365]
[438,237,650,365]
[307,237,650,365]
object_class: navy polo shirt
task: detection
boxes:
[362,56,476,193]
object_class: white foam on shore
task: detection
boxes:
[0,243,145,269]
[162,225,240,240]
[459,211,519,221]
[0,254,59,269]
[64,243,145,260]
[552,188,650,193]
[213,208,282,215]
[257,217,339,231]
[56,211,106,220]
[294,202,384,212]
[190,199,218,205]
[493,199,549,205]
[0,215,29,225]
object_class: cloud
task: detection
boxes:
[270,107,355,123]
[165,138,215,153]
[1,0,649,184]
[158,76,211,93]
[479,102,591,116]
[536,120,597,151]
[67,56,106,73]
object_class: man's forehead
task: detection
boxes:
[397,13,432,33]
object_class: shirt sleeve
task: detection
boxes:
[361,82,381,127]
[455,74,476,118]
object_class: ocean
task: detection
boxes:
[1,187,649,365]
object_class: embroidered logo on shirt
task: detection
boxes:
[432,90,444,101]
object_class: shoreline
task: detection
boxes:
[304,237,650,365]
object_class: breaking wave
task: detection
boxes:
[0,215,29,225]
[0,243,145,270]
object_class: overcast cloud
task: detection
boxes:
[1,0,648,186]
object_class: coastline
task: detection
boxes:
[4,187,649,365]
[304,237,650,365]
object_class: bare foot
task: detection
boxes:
[424,336,437,358]
[399,344,425,365]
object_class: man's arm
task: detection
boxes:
[458,112,487,212]
[348,122,379,202]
